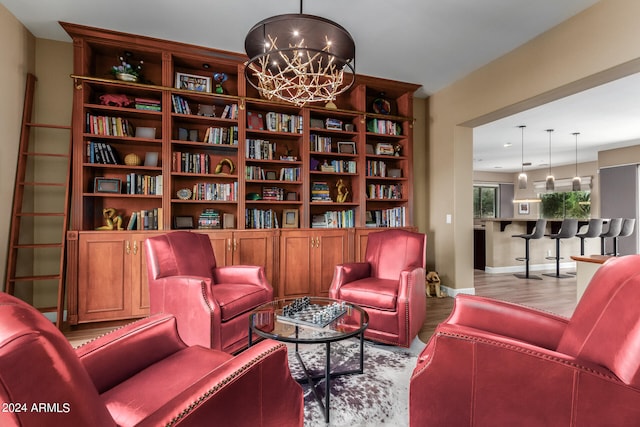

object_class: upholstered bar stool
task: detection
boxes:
[543,218,578,278]
[600,218,623,255]
[512,219,547,280]
[613,218,636,256]
[575,218,604,256]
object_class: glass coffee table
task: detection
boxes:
[249,297,368,423]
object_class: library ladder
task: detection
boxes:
[5,73,72,329]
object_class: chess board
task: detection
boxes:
[277,303,347,328]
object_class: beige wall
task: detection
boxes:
[0,5,35,299]
[429,0,640,289]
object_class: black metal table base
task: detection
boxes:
[293,328,365,423]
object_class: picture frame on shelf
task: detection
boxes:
[286,192,298,201]
[94,177,121,194]
[175,72,211,93]
[223,213,235,229]
[325,118,343,130]
[375,143,395,156]
[283,209,299,228]
[338,141,356,154]
[265,171,277,180]
[173,215,194,229]
[247,111,265,130]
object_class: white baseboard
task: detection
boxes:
[484,262,575,275]
[440,285,475,297]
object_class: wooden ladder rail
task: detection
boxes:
[5,73,72,329]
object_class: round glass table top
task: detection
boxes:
[250,297,369,344]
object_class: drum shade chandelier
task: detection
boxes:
[572,132,582,191]
[518,125,528,189]
[244,0,356,106]
[545,129,555,191]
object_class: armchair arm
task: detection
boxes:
[138,340,303,427]
[76,314,186,393]
[213,265,271,291]
[149,275,222,348]
[329,262,371,298]
[444,294,569,350]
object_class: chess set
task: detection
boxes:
[277,297,348,328]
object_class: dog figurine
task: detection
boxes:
[426,271,444,298]
[99,94,133,107]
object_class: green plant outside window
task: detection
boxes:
[540,191,590,219]
[474,186,497,218]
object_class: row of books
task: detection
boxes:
[367,184,403,200]
[127,208,163,230]
[311,182,332,202]
[246,139,277,160]
[87,141,119,164]
[325,160,356,173]
[203,126,238,145]
[311,209,355,228]
[220,104,239,120]
[198,208,221,229]
[245,208,279,229]
[280,167,301,182]
[367,160,390,177]
[262,187,285,201]
[366,118,402,136]
[172,152,211,174]
[125,173,163,195]
[310,134,333,152]
[190,182,238,201]
[265,112,303,134]
[171,95,192,115]
[135,97,161,111]
[366,207,406,228]
[86,113,134,137]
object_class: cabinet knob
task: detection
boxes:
[133,241,138,255]
[126,241,131,255]
[227,238,231,252]
[233,239,237,252]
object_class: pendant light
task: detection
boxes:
[545,129,555,191]
[572,132,581,191]
[518,125,527,189]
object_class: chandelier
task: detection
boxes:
[244,1,356,106]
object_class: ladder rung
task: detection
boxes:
[19,182,67,187]
[13,243,63,249]
[25,123,71,130]
[37,306,58,313]
[9,274,61,282]
[16,212,65,217]
[21,151,70,158]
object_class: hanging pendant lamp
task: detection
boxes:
[572,132,582,191]
[545,129,555,191]
[518,125,527,189]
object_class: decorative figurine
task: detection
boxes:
[336,179,349,203]
[213,73,227,94]
[96,208,124,230]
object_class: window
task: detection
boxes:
[540,191,591,219]
[473,185,497,218]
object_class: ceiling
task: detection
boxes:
[5,0,637,173]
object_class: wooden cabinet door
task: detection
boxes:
[313,230,351,296]
[233,230,276,290]
[78,233,132,322]
[130,233,162,317]
[279,231,314,298]
[205,231,234,267]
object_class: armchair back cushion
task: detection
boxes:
[365,229,426,280]
[557,255,640,387]
[146,231,217,280]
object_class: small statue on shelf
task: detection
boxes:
[213,73,227,94]
[96,208,124,231]
[336,179,349,203]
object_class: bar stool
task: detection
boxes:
[600,218,623,255]
[543,219,578,278]
[512,219,547,280]
[613,218,635,256]
[575,218,604,256]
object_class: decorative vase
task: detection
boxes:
[116,72,138,82]
[124,153,142,166]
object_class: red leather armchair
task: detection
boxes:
[145,231,273,354]
[0,292,303,427]
[410,255,640,426]
[329,229,427,347]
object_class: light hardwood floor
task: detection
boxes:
[65,269,578,348]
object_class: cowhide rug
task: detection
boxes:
[287,337,425,427]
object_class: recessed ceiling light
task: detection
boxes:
[503,142,512,148]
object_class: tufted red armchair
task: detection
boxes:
[0,292,303,427]
[329,229,426,347]
[145,231,273,354]
[410,254,640,426]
